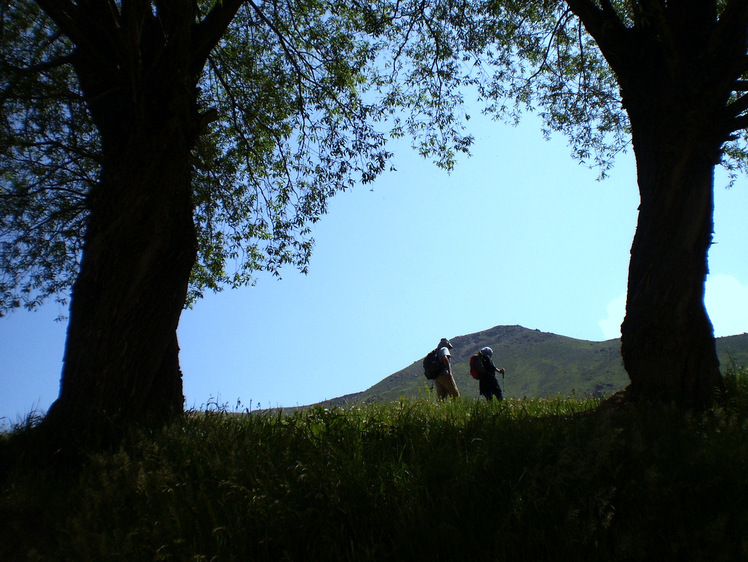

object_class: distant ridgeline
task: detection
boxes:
[322,325,748,407]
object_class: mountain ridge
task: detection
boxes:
[320,325,748,407]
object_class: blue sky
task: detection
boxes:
[2,111,747,428]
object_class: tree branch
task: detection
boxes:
[36,0,123,64]
[564,0,623,38]
[727,92,748,120]
[728,112,748,135]
[563,0,629,74]
[34,0,79,40]
[713,0,748,67]
[192,0,246,73]
[3,52,76,76]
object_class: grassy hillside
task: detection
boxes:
[3,386,747,561]
[325,326,748,407]
[718,332,748,370]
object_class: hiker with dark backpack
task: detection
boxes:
[470,346,504,401]
[423,337,460,400]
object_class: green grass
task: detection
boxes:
[2,377,748,561]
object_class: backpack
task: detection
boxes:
[469,353,483,379]
[423,348,442,380]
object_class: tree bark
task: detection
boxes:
[44,9,201,431]
[621,119,723,408]
[47,142,197,429]
[616,54,726,409]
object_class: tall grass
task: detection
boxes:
[2,379,747,561]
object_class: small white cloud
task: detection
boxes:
[705,274,748,337]
[599,292,626,340]
[599,274,748,340]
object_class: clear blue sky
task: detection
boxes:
[2,111,747,428]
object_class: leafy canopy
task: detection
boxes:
[0,0,95,313]
[7,0,745,317]
[0,0,475,315]
[375,0,748,179]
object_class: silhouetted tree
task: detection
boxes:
[0,0,470,432]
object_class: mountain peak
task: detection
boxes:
[320,326,748,408]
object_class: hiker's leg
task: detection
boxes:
[435,376,448,400]
[435,374,459,399]
[442,372,460,399]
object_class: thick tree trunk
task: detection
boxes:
[47,144,197,429]
[620,79,725,408]
[621,137,722,408]
[45,20,201,431]
[561,2,742,409]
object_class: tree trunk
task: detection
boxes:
[561,2,743,409]
[619,73,725,408]
[45,19,201,431]
[621,139,722,408]
[46,148,197,429]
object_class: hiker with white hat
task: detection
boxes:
[434,337,460,400]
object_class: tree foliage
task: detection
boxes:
[188,0,394,300]
[0,1,95,313]
[356,0,631,174]
[0,0,476,315]
[377,0,748,178]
